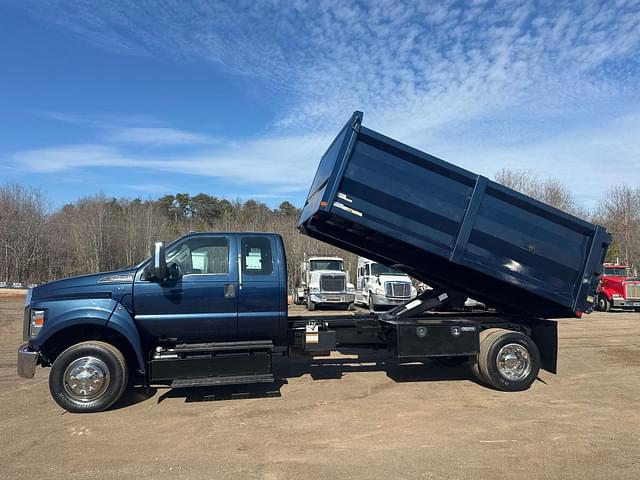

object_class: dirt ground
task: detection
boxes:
[1,297,639,480]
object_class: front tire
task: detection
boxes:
[49,341,128,413]
[306,297,316,311]
[368,294,375,315]
[597,294,611,312]
[474,328,540,391]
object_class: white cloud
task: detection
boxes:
[11,133,330,192]
[106,127,219,146]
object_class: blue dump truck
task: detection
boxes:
[18,112,611,413]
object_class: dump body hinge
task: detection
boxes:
[380,288,467,320]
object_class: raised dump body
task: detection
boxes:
[299,112,611,319]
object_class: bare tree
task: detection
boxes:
[0,184,48,283]
[495,168,582,216]
[595,185,640,267]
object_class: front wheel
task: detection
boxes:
[368,294,375,315]
[306,297,316,311]
[597,294,611,312]
[474,329,541,391]
[49,341,128,413]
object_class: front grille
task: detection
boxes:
[625,283,640,300]
[320,275,346,292]
[385,281,411,298]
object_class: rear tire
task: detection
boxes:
[475,328,540,391]
[49,341,128,413]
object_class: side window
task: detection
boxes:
[365,264,370,276]
[241,237,273,276]
[166,237,229,275]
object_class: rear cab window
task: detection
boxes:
[241,237,273,276]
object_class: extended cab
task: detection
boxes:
[19,233,287,412]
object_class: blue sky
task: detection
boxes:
[1,0,639,209]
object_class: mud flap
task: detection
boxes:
[528,319,558,374]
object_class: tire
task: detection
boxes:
[293,290,301,305]
[306,297,316,311]
[347,302,355,311]
[368,294,375,315]
[597,294,611,312]
[49,341,128,413]
[475,328,541,392]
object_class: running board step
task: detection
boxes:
[172,340,273,353]
[171,373,275,388]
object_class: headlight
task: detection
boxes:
[612,294,623,298]
[310,287,320,293]
[411,286,417,295]
[374,287,385,295]
[30,310,45,337]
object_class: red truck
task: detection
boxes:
[595,264,640,312]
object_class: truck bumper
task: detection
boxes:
[310,293,355,304]
[371,293,413,308]
[612,298,640,308]
[17,343,39,378]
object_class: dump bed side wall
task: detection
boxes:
[299,112,611,319]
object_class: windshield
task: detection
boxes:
[371,263,406,276]
[310,260,343,271]
[604,267,631,277]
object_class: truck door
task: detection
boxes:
[133,235,238,342]
[237,235,281,339]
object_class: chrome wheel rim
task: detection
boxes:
[496,343,531,381]
[63,356,110,402]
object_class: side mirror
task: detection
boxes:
[149,241,167,281]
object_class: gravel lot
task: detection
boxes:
[1,296,639,479]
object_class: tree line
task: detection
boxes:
[1,169,638,287]
[0,184,357,288]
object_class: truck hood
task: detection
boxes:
[30,269,136,304]
[311,270,346,275]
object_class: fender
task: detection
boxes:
[106,303,146,373]
[599,288,614,301]
[31,298,145,373]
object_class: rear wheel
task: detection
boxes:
[49,341,128,413]
[474,328,540,391]
[597,294,611,312]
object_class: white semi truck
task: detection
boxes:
[293,256,355,311]
[355,257,417,313]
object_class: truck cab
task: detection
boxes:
[18,232,287,412]
[354,257,417,313]
[293,256,355,310]
[595,263,640,311]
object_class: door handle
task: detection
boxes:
[224,283,236,298]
